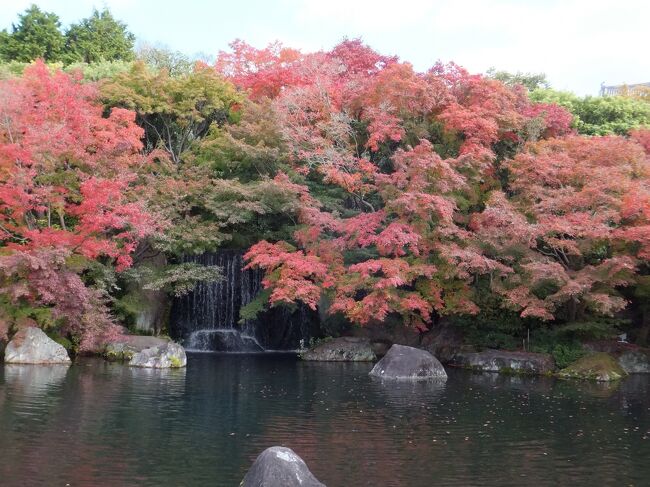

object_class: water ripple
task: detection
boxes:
[1,354,649,487]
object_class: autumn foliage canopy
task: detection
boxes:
[0,39,649,347]
[0,61,155,347]
[225,40,649,331]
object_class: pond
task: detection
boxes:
[0,353,649,486]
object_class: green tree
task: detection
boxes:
[101,62,240,162]
[486,68,550,91]
[64,8,135,63]
[64,60,133,81]
[532,88,650,135]
[0,5,65,62]
[135,44,195,77]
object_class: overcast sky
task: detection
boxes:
[1,0,648,95]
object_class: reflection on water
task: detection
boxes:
[0,354,649,487]
[3,364,69,392]
[368,377,446,407]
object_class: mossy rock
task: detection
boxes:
[450,349,555,376]
[301,337,376,362]
[557,352,627,382]
[103,336,170,362]
[104,343,137,361]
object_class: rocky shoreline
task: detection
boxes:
[298,333,650,383]
[2,327,187,369]
[3,325,650,383]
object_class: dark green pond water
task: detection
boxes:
[0,353,649,486]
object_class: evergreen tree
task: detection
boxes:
[64,9,135,63]
[0,5,65,62]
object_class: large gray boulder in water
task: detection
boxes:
[241,446,325,487]
[369,344,447,381]
[301,337,376,362]
[4,327,71,364]
[129,342,187,368]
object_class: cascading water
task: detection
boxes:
[171,250,320,352]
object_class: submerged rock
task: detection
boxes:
[241,446,325,487]
[557,352,627,382]
[618,350,650,374]
[4,328,71,364]
[301,337,376,362]
[129,342,187,368]
[369,344,447,381]
[450,350,555,375]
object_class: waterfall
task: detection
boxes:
[170,250,320,352]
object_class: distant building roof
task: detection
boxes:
[600,82,650,96]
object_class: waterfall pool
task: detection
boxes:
[1,353,649,486]
[171,251,320,352]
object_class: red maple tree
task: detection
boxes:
[0,61,156,348]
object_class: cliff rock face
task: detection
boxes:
[4,328,71,364]
[241,447,326,487]
[369,345,447,381]
[135,249,170,335]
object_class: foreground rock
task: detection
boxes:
[369,344,447,381]
[104,335,170,361]
[618,350,650,374]
[557,352,627,382]
[129,342,187,368]
[450,350,555,375]
[4,328,71,364]
[241,446,325,487]
[301,337,376,362]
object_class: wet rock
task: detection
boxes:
[369,339,392,358]
[0,312,9,354]
[369,344,447,381]
[450,349,555,375]
[557,352,627,382]
[420,325,465,363]
[618,350,650,374]
[129,342,187,368]
[301,337,376,362]
[127,249,170,335]
[4,328,71,364]
[582,340,638,354]
[104,335,170,361]
[350,323,422,348]
[241,446,325,487]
